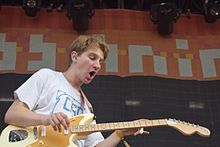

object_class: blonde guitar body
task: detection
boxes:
[0,113,210,147]
[0,113,94,147]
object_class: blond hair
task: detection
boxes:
[68,35,109,66]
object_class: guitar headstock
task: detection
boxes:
[166,119,210,137]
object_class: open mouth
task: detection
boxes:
[89,71,96,77]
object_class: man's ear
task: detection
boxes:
[71,51,78,62]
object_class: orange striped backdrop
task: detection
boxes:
[0,6,220,80]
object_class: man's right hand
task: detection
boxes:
[42,112,70,132]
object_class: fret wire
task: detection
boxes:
[128,121,134,128]
[148,120,153,126]
[144,120,147,127]
[157,119,162,126]
[158,119,161,126]
[114,122,117,129]
[119,122,122,129]
[123,122,127,128]
[135,121,139,127]
[158,119,164,126]
[138,120,142,127]
[133,121,136,128]
[102,123,106,130]
[110,123,113,129]
[140,120,145,127]
[117,122,123,130]
[138,120,141,127]
[89,124,93,131]
[97,124,100,131]
[152,120,156,126]
[110,123,114,130]
[107,123,111,130]
[151,120,155,126]
[143,120,147,127]
[157,120,161,125]
[117,122,121,129]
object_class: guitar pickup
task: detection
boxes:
[41,127,46,137]
[33,127,37,140]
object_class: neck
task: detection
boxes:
[63,69,82,90]
[71,118,167,134]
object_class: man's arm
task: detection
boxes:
[96,129,149,147]
[95,131,122,147]
[4,99,70,131]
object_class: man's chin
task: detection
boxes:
[84,79,93,84]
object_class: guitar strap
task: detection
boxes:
[79,89,94,114]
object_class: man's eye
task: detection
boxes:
[89,55,96,60]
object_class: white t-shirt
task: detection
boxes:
[14,68,104,147]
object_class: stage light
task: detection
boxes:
[72,1,89,32]
[66,0,94,32]
[150,2,180,36]
[23,0,39,17]
[203,0,220,23]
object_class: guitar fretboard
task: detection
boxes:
[71,119,167,133]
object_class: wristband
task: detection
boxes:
[115,130,130,147]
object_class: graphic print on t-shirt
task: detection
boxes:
[50,90,85,116]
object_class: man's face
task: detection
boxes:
[75,44,104,84]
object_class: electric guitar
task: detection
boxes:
[0,113,210,147]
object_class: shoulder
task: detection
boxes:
[31,68,61,81]
[37,68,55,73]
[35,68,59,76]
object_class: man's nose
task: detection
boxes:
[94,60,101,70]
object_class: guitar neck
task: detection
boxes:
[71,119,168,134]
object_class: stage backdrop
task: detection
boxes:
[1,6,220,80]
[1,6,220,147]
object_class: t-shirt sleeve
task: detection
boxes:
[14,68,49,110]
[84,132,104,147]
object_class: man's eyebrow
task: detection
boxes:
[89,52,104,60]
[100,56,104,61]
